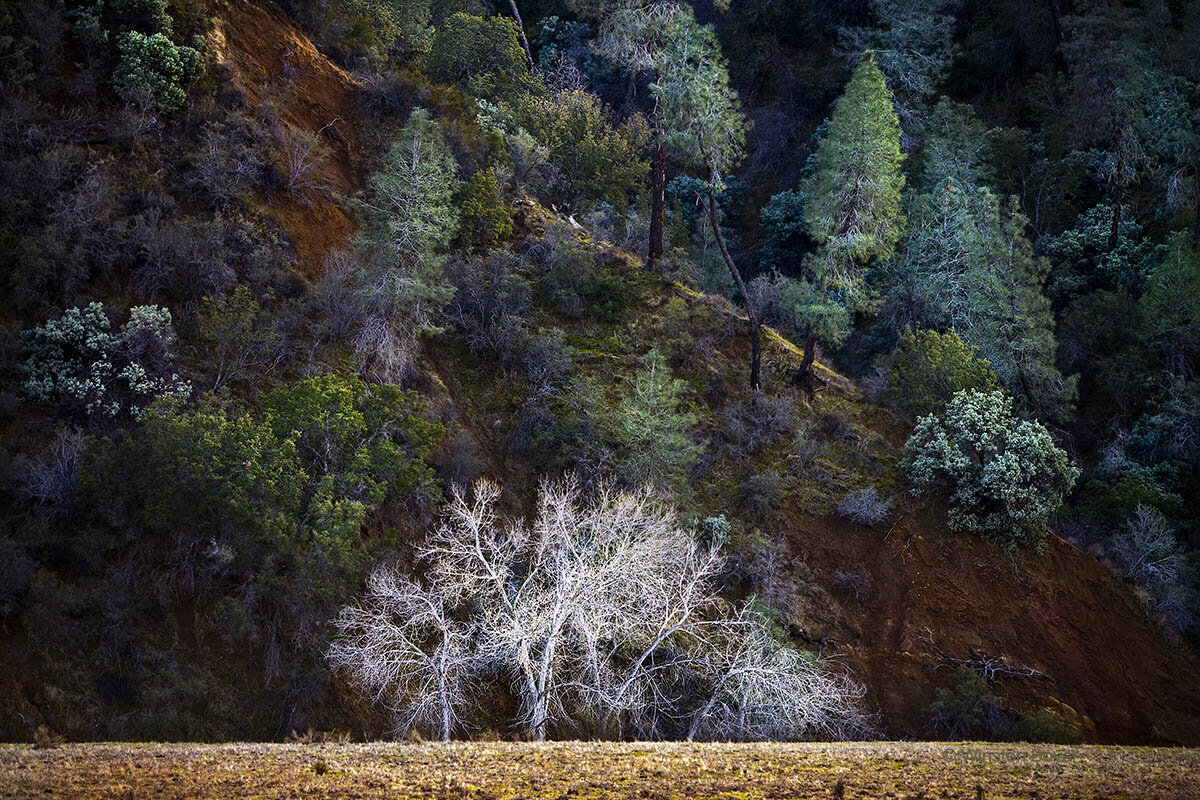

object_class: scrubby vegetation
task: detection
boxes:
[1,0,1198,749]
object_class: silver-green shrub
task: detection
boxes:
[21,302,190,419]
[901,390,1079,552]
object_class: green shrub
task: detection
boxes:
[699,514,732,548]
[264,374,442,505]
[758,189,811,271]
[455,169,514,249]
[112,30,204,112]
[886,328,998,417]
[902,390,1079,552]
[80,376,442,653]
[531,221,628,322]
[555,350,700,491]
[1011,709,1084,744]
[926,666,1010,740]
[505,89,649,210]
[113,0,173,33]
[426,13,538,101]
[740,470,785,517]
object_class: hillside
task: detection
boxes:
[1,0,1198,747]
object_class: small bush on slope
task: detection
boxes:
[902,390,1078,552]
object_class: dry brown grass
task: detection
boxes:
[1,741,1197,799]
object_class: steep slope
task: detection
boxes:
[419,210,1200,743]
[208,0,365,274]
[203,4,1200,744]
[776,507,1200,743]
[2,0,1196,746]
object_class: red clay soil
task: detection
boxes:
[209,0,365,275]
[774,506,1200,744]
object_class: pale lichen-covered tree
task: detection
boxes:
[884,179,1077,422]
[350,108,460,380]
[902,389,1079,552]
[1111,504,1196,631]
[327,568,476,740]
[329,477,869,741]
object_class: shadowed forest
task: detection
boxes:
[1,0,1199,751]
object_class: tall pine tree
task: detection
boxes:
[796,53,905,395]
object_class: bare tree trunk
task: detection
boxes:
[685,669,733,742]
[438,644,452,741]
[1108,145,1125,252]
[1192,176,1200,249]
[706,181,761,392]
[794,329,826,402]
[358,349,377,383]
[649,140,666,266]
[508,0,535,73]
[619,70,638,121]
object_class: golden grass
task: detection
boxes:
[2,741,1197,799]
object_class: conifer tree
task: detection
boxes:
[352,109,461,380]
[806,54,906,284]
[884,180,1077,422]
[598,3,759,389]
[593,1,687,267]
[797,54,905,395]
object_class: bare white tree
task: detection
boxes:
[327,568,476,741]
[1115,505,1185,584]
[1112,504,1196,630]
[280,119,337,199]
[685,604,871,742]
[20,426,84,506]
[329,477,870,741]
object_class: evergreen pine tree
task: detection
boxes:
[352,109,461,380]
[806,53,906,289]
[795,53,905,395]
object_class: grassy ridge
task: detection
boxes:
[2,741,1196,799]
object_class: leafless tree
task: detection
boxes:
[327,569,476,741]
[1115,505,1183,584]
[280,119,337,199]
[685,605,870,741]
[20,427,84,506]
[1112,504,1196,630]
[837,486,893,526]
[329,477,870,741]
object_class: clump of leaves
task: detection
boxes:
[885,328,997,418]
[21,302,191,420]
[112,31,204,113]
[456,169,513,250]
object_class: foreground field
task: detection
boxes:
[1,741,1197,799]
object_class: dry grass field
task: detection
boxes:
[1,741,1197,799]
